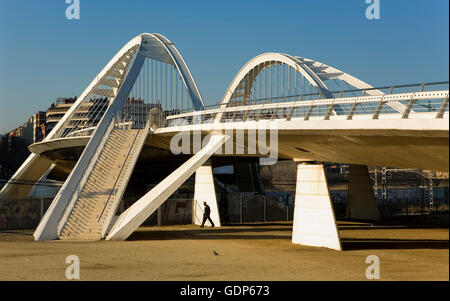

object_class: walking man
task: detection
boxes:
[201,201,215,227]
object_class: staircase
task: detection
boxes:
[59,127,148,240]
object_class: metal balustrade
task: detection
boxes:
[163,82,449,127]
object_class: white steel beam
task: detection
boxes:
[106,134,230,241]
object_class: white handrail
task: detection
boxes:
[165,90,449,121]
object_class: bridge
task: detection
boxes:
[1,33,448,250]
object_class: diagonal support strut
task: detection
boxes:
[106,134,230,240]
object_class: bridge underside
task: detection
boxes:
[29,126,449,174]
[150,129,448,172]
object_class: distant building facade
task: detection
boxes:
[32,111,46,143]
[6,97,77,146]
[46,97,77,134]
[9,119,34,145]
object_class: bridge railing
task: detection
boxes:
[162,81,449,127]
[114,102,161,130]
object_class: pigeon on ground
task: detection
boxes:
[213,250,219,256]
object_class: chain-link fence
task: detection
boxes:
[331,187,449,218]
[1,186,448,230]
[221,192,295,224]
[220,187,449,224]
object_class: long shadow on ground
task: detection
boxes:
[342,238,449,250]
[129,221,449,251]
[128,226,292,241]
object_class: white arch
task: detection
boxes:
[0,33,204,200]
[54,33,204,139]
[220,53,406,113]
[150,34,205,110]
[221,53,329,107]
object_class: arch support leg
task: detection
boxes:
[347,165,380,221]
[193,160,221,227]
[292,162,342,251]
[106,134,229,241]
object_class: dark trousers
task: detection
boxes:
[201,214,215,227]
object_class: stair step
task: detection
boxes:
[60,127,147,239]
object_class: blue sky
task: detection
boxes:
[0,0,448,133]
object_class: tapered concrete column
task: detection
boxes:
[292,163,342,251]
[347,164,380,221]
[193,160,221,227]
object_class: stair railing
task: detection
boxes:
[57,118,116,234]
[97,108,151,235]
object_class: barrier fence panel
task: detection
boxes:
[0,187,447,230]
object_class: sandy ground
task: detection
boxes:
[0,218,448,281]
